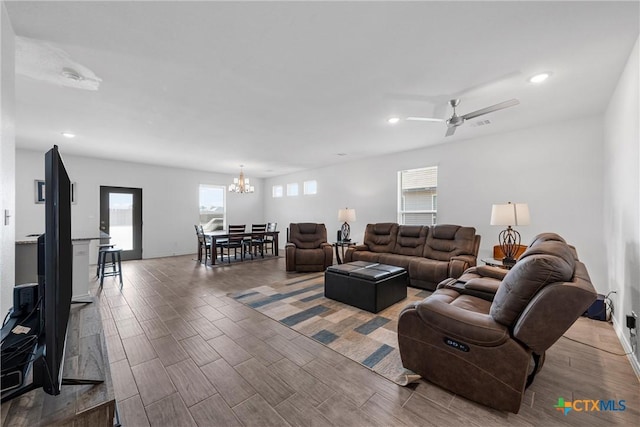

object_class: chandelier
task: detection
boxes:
[228,165,255,193]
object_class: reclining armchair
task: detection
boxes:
[285,223,333,272]
[398,233,597,413]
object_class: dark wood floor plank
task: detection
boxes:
[114,316,145,340]
[166,359,218,407]
[117,394,150,427]
[196,304,226,322]
[131,358,177,407]
[150,335,190,367]
[234,358,294,406]
[403,392,483,427]
[189,317,224,341]
[303,357,376,407]
[110,358,139,402]
[189,394,243,427]
[180,334,222,367]
[232,394,292,427]
[235,333,285,366]
[207,334,253,366]
[317,393,385,427]
[266,333,315,366]
[270,358,335,407]
[145,393,197,427]
[121,334,157,367]
[200,358,256,407]
[139,318,172,340]
[212,317,251,340]
[275,393,335,427]
[165,317,198,341]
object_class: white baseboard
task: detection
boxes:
[611,315,640,380]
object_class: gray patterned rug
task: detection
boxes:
[231,273,429,384]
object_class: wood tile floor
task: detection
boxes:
[94,255,640,426]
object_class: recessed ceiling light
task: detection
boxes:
[61,132,76,138]
[387,117,400,124]
[529,72,551,83]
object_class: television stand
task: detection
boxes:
[1,298,115,426]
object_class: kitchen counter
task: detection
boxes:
[15,236,101,298]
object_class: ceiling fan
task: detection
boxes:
[406,98,520,137]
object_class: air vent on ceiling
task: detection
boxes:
[470,119,491,127]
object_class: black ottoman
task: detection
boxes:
[325,261,408,313]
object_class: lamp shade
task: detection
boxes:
[490,203,530,226]
[338,208,356,223]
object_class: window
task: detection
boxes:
[287,183,299,196]
[303,180,317,195]
[398,166,438,225]
[199,184,225,231]
[272,185,283,198]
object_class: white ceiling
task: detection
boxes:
[5,1,639,177]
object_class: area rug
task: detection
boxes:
[231,273,430,385]
[196,254,282,268]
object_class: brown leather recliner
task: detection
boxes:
[398,233,597,413]
[285,223,333,272]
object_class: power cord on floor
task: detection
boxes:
[560,334,633,356]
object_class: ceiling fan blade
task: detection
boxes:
[406,117,445,122]
[445,126,457,137]
[461,99,520,120]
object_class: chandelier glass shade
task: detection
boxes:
[228,166,255,194]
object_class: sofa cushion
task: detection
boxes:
[378,253,422,269]
[490,234,576,327]
[392,225,428,256]
[408,258,451,286]
[289,223,327,249]
[423,225,477,261]
[351,250,382,263]
[295,248,328,265]
[364,223,398,253]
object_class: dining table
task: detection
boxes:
[204,230,280,265]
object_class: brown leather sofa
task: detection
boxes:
[344,223,480,290]
[285,223,333,272]
[397,233,597,413]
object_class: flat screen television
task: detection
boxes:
[39,144,73,394]
[1,145,73,401]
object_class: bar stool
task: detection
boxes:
[96,243,115,277]
[99,247,123,288]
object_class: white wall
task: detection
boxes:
[265,116,606,290]
[1,2,16,315]
[16,150,265,262]
[604,36,640,366]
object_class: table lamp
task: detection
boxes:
[338,208,356,241]
[490,202,530,266]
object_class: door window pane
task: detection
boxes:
[109,193,133,250]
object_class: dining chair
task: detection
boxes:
[219,224,246,263]
[247,224,267,260]
[195,225,211,263]
[263,222,277,255]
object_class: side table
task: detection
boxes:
[333,241,357,264]
[482,257,515,270]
